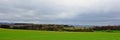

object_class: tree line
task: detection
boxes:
[0,23,120,32]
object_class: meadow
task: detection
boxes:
[0,28,120,40]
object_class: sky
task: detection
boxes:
[0,0,120,25]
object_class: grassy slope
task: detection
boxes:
[0,28,120,40]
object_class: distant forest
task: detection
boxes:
[0,23,120,32]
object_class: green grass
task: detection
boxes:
[0,28,120,40]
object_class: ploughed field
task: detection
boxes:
[0,28,120,40]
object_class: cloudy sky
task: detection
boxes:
[0,0,120,25]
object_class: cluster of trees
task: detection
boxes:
[0,24,93,32]
[63,28,94,32]
[0,24,73,31]
[93,25,120,30]
[0,23,120,32]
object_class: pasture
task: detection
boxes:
[0,28,120,40]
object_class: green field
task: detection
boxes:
[0,28,120,40]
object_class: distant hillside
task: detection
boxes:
[0,22,14,25]
[73,25,94,28]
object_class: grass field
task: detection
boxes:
[0,28,120,40]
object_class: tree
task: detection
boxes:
[0,25,10,28]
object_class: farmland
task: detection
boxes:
[0,28,120,40]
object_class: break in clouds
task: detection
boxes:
[0,0,120,25]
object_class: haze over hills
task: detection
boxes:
[0,22,14,25]
[0,22,95,27]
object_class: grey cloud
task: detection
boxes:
[0,0,120,25]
